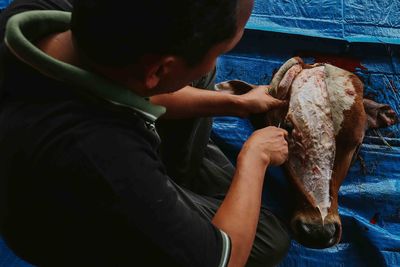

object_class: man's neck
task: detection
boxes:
[35,31,149,96]
[36,30,81,67]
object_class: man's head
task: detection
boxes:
[70,0,253,95]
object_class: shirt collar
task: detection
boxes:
[4,10,166,122]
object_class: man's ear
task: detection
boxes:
[143,56,176,89]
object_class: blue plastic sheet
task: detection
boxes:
[0,239,33,267]
[213,27,400,267]
[247,0,400,45]
[0,1,11,9]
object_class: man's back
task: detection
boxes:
[0,6,226,266]
[0,1,292,266]
[0,50,181,266]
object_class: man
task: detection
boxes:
[0,0,290,266]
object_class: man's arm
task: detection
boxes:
[212,127,288,267]
[150,85,285,119]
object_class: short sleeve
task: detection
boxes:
[218,229,232,267]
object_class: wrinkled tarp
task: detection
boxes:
[247,0,400,45]
[213,25,400,267]
[0,1,11,9]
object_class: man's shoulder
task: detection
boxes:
[0,0,73,40]
[1,94,159,164]
[43,99,159,152]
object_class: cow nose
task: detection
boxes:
[295,221,341,248]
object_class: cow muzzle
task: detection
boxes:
[291,212,342,248]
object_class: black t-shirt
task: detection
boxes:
[0,1,230,266]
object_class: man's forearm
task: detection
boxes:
[212,154,268,267]
[150,86,247,119]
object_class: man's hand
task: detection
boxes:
[213,126,288,267]
[238,126,288,167]
[151,85,287,119]
[238,86,287,117]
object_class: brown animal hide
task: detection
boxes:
[215,57,398,248]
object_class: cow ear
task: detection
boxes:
[269,57,303,99]
[214,80,269,130]
[363,98,398,129]
[214,80,256,95]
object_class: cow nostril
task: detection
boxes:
[296,221,313,236]
[327,223,341,237]
[323,222,336,237]
[294,220,341,248]
[333,223,341,239]
[327,223,341,246]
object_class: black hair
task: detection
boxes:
[71,0,238,67]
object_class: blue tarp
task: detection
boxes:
[0,1,11,9]
[212,1,400,266]
[0,239,33,267]
[247,0,400,45]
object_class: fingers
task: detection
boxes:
[267,98,287,109]
[243,126,289,166]
[241,85,288,114]
[265,127,289,165]
[277,128,289,149]
[255,85,271,93]
[266,126,288,135]
[280,128,289,139]
[259,127,289,149]
[260,87,287,109]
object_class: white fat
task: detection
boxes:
[287,66,336,221]
[324,64,356,135]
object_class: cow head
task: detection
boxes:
[216,57,398,248]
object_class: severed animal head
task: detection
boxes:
[216,57,398,248]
